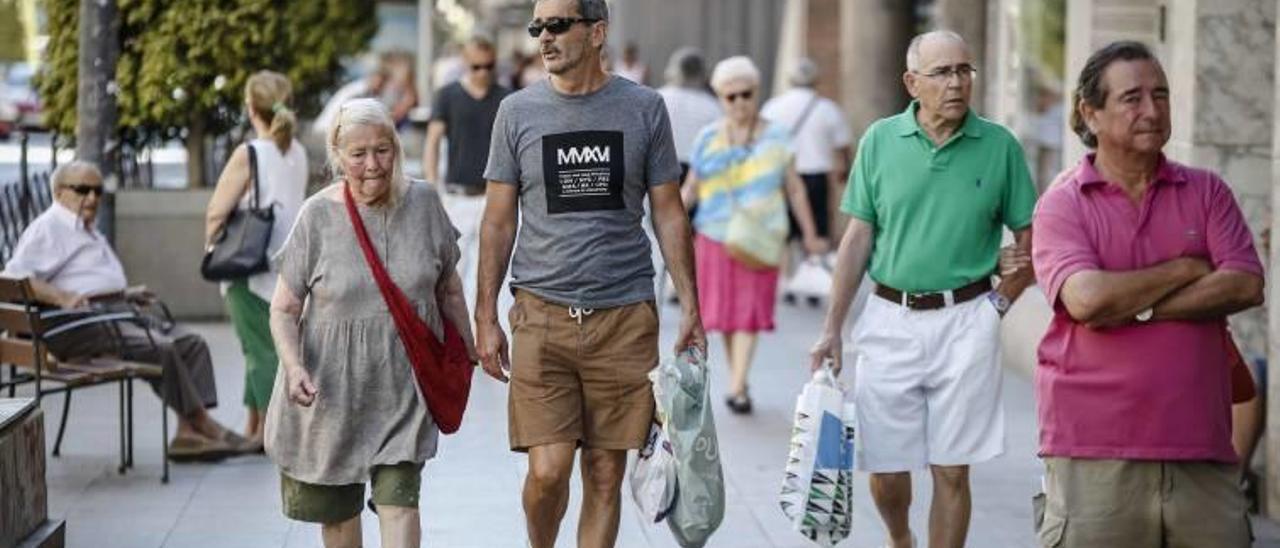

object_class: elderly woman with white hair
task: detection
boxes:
[681,56,828,414]
[264,98,476,547]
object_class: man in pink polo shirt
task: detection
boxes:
[1031,41,1264,547]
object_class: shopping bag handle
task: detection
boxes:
[812,360,839,386]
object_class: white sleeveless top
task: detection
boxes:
[232,138,308,302]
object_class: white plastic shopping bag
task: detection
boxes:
[779,364,856,547]
[785,254,835,299]
[631,420,678,523]
[650,347,725,548]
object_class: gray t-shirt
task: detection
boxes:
[484,76,681,309]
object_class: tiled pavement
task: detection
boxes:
[18,297,1280,547]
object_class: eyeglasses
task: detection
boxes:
[723,90,754,103]
[526,17,599,38]
[916,64,978,81]
[60,184,104,197]
[471,63,496,72]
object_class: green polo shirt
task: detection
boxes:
[841,101,1036,292]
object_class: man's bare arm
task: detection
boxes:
[995,229,1033,304]
[423,121,447,184]
[1152,270,1264,321]
[648,181,706,354]
[474,182,519,382]
[1059,257,1211,328]
[809,217,874,371]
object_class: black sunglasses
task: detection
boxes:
[723,90,754,102]
[526,17,598,38]
[471,63,496,72]
[61,184,104,197]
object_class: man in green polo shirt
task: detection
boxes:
[810,30,1037,548]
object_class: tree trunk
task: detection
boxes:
[75,0,120,240]
[185,114,206,188]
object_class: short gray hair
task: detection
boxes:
[664,47,707,88]
[789,57,818,87]
[50,160,102,195]
[327,98,408,203]
[535,0,609,22]
[906,30,967,72]
[710,56,761,93]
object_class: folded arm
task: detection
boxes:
[1059,257,1211,329]
[1152,269,1264,322]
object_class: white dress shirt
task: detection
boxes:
[4,202,128,296]
[762,87,852,174]
[658,85,722,164]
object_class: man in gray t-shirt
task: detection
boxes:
[475,0,705,545]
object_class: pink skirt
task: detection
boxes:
[695,234,779,333]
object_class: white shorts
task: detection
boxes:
[850,292,1005,472]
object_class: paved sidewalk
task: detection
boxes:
[23,298,1280,547]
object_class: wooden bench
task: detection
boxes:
[0,277,170,483]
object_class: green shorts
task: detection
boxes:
[280,462,422,523]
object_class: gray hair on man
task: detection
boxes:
[789,57,819,87]
[710,55,761,93]
[327,98,408,200]
[664,47,707,88]
[49,160,102,195]
[905,30,969,72]
[534,0,610,22]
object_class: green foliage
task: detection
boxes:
[38,0,376,146]
[0,0,26,63]
[1021,0,1066,88]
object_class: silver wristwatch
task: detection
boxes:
[987,292,1011,316]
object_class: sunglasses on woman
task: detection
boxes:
[526,17,599,38]
[723,90,754,102]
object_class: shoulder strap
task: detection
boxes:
[247,142,261,210]
[790,95,820,138]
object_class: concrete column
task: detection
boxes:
[839,0,913,139]
[1267,0,1280,520]
[934,0,989,115]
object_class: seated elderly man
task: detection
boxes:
[3,160,251,461]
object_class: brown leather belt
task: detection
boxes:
[874,278,992,310]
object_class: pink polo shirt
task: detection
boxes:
[1032,154,1263,463]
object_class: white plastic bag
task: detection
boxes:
[785,255,834,298]
[650,348,725,548]
[631,420,678,523]
[779,364,856,547]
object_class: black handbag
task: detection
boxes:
[200,143,275,281]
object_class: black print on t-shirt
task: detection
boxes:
[541,131,625,214]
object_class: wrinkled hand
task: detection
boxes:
[803,235,830,257]
[286,366,317,407]
[674,308,707,357]
[808,330,843,373]
[59,292,89,310]
[998,245,1032,277]
[476,319,510,383]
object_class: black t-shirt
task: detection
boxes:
[430,81,510,186]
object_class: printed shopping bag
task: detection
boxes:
[779,364,856,547]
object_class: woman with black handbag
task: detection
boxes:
[205,70,308,451]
